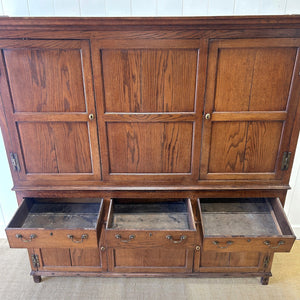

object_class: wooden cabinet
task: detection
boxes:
[0,16,300,285]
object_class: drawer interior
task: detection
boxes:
[8,198,103,230]
[200,198,282,236]
[107,199,195,230]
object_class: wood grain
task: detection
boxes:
[106,122,193,173]
[4,48,86,112]
[40,248,71,266]
[17,122,92,173]
[209,122,247,173]
[244,122,283,172]
[70,248,101,267]
[102,49,197,112]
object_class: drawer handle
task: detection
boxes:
[166,235,187,244]
[67,234,88,243]
[263,240,285,249]
[213,240,233,249]
[15,233,37,242]
[115,234,135,242]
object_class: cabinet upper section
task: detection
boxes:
[0,16,299,190]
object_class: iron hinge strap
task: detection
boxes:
[263,255,270,269]
[281,151,291,171]
[10,152,21,172]
[31,254,40,269]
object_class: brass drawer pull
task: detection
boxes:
[115,234,135,242]
[166,235,187,244]
[67,234,88,244]
[16,233,37,242]
[263,240,285,249]
[213,240,233,249]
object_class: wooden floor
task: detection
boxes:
[0,239,299,300]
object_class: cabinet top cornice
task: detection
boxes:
[0,15,300,31]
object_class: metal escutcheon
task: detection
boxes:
[88,113,94,120]
[204,113,211,120]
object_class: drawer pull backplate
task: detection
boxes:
[67,234,88,244]
[115,234,136,242]
[213,240,234,249]
[263,240,285,249]
[166,235,187,244]
[16,233,37,242]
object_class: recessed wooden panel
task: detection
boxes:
[102,49,197,112]
[209,122,247,173]
[201,251,260,268]
[244,121,283,172]
[229,252,260,267]
[249,48,296,111]
[40,248,71,266]
[70,248,101,267]
[201,252,229,267]
[113,248,187,267]
[4,49,86,112]
[214,48,256,111]
[106,122,193,173]
[18,122,92,173]
[214,47,296,112]
[208,121,282,173]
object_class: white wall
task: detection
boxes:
[0,0,298,16]
[0,0,299,238]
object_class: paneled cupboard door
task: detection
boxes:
[92,40,205,183]
[200,39,300,181]
[0,40,101,183]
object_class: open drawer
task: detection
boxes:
[198,197,295,253]
[6,198,104,248]
[106,198,198,248]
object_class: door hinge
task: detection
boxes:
[10,152,21,172]
[31,254,40,269]
[281,151,291,171]
[263,255,270,269]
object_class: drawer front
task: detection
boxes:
[107,247,194,273]
[203,236,295,253]
[199,197,296,253]
[6,228,98,249]
[105,230,198,248]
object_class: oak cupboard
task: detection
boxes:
[0,16,300,285]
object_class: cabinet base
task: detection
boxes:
[30,271,272,284]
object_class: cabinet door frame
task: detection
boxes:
[91,39,207,183]
[200,38,300,181]
[0,39,101,183]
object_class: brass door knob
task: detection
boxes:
[88,113,94,120]
[204,113,211,120]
